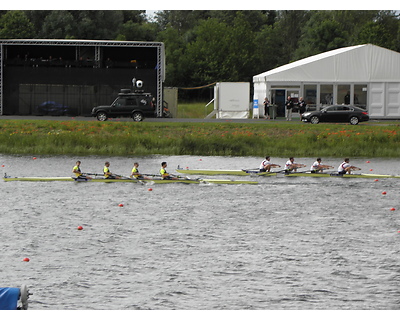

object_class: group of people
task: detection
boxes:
[263,96,307,121]
[72,161,177,180]
[259,156,360,174]
[285,96,307,121]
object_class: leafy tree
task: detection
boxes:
[294,11,349,60]
[121,10,147,24]
[254,24,281,72]
[69,11,124,40]
[183,18,231,85]
[1,9,399,93]
[156,26,188,86]
[270,10,311,64]
[38,11,76,39]
[355,11,400,50]
[155,10,211,34]
[116,20,158,41]
[224,12,258,82]
[0,11,34,39]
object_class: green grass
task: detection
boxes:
[177,101,214,118]
[1,119,400,157]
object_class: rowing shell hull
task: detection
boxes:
[3,177,258,184]
[176,169,274,176]
[283,172,400,179]
[176,169,400,179]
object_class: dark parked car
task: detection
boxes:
[35,101,76,116]
[92,91,156,122]
[301,105,369,125]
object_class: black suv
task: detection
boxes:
[91,90,155,122]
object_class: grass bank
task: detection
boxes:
[0,119,399,158]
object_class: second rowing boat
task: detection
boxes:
[176,169,400,179]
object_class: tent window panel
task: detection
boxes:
[320,85,333,105]
[354,84,367,109]
[338,85,351,105]
[304,85,317,111]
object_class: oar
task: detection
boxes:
[273,169,288,173]
[82,172,103,176]
[242,168,259,172]
[141,173,161,177]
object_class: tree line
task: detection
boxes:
[0,10,399,90]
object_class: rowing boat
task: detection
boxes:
[2,176,258,184]
[176,169,400,179]
[176,169,275,176]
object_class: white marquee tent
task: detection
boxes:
[253,44,400,119]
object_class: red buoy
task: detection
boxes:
[23,258,30,262]
[77,226,83,230]
[382,191,387,195]
[148,188,153,191]
[390,208,396,211]
[118,204,124,207]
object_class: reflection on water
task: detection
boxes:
[1,155,400,309]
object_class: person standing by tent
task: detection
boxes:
[298,97,307,121]
[263,97,270,120]
[285,96,293,121]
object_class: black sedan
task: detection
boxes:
[301,105,369,125]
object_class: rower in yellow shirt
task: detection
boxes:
[160,162,178,180]
[72,160,92,179]
[130,162,149,179]
[103,161,120,179]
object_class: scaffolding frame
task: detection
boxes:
[0,39,165,116]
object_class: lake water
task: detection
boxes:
[1,155,400,310]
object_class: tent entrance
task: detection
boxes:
[271,88,300,118]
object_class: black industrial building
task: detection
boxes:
[0,39,165,116]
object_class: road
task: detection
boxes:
[0,115,286,123]
[0,115,393,125]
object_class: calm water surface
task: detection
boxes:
[1,155,400,310]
